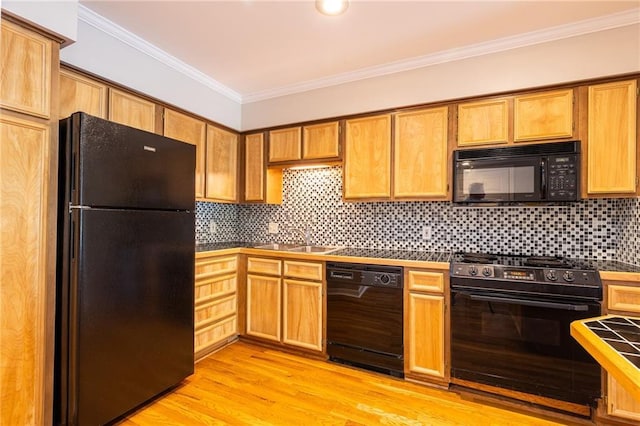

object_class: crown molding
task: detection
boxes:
[78,5,638,105]
[242,8,640,103]
[78,4,243,103]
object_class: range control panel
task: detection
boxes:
[451,264,601,286]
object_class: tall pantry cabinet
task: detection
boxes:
[0,16,60,425]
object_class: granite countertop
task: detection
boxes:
[571,315,640,403]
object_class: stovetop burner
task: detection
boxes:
[524,256,570,268]
[454,252,589,270]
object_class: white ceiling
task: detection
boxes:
[80,1,640,103]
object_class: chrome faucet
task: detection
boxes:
[289,225,311,246]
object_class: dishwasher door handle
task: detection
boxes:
[467,293,590,311]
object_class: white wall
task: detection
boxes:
[60,17,242,130]
[2,0,78,44]
[241,24,640,131]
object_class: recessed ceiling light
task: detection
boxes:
[316,0,349,16]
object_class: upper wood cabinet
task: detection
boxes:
[206,125,238,202]
[514,89,574,142]
[108,88,157,133]
[0,19,52,118]
[586,79,637,195]
[344,114,392,200]
[244,133,282,204]
[303,121,340,160]
[59,69,108,119]
[457,98,509,146]
[269,127,302,162]
[394,107,449,199]
[163,108,206,198]
[268,121,341,165]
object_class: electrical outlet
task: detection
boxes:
[422,225,432,240]
[209,220,217,234]
[268,222,279,234]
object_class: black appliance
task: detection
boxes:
[55,112,196,425]
[326,262,404,377]
[450,252,602,410]
[453,141,580,204]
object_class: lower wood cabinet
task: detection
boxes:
[245,256,323,352]
[194,254,238,360]
[405,269,448,383]
[602,279,640,423]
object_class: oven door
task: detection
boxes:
[453,156,543,203]
[450,289,601,406]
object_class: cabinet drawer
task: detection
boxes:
[283,260,323,281]
[195,315,237,353]
[608,285,640,314]
[195,273,236,304]
[195,255,237,278]
[408,270,444,293]
[247,257,282,276]
[195,294,237,329]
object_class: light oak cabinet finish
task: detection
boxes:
[344,114,392,199]
[206,125,238,202]
[244,133,282,204]
[108,88,156,133]
[587,80,637,195]
[405,269,447,382]
[0,20,52,118]
[163,108,207,198]
[394,107,449,199]
[514,89,574,141]
[59,69,108,119]
[194,255,238,359]
[604,280,640,422]
[303,121,340,160]
[457,99,509,146]
[245,257,324,352]
[269,127,302,162]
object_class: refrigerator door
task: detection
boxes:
[64,208,194,426]
[65,112,195,211]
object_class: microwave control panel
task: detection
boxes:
[547,154,578,200]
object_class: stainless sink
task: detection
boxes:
[286,245,342,254]
[253,243,302,251]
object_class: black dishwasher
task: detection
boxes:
[326,262,404,377]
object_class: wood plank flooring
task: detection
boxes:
[118,342,586,425]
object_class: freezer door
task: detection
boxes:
[65,112,195,210]
[66,208,194,426]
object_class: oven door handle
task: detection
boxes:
[467,294,590,311]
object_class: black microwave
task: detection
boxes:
[453,141,580,204]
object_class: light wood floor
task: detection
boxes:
[118,341,586,425]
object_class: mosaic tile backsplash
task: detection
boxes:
[196,167,640,265]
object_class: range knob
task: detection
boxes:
[468,265,478,276]
[563,271,575,282]
[546,270,557,281]
[482,267,492,277]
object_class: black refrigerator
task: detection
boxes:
[55,112,195,425]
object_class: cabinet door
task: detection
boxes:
[283,279,323,351]
[303,121,340,160]
[587,80,637,194]
[244,133,265,201]
[1,114,51,426]
[0,20,52,118]
[206,125,238,202]
[163,109,206,198]
[59,70,108,119]
[108,88,156,133]
[457,98,509,146]
[394,107,448,198]
[608,375,640,422]
[407,293,445,379]
[514,89,573,141]
[246,275,281,341]
[269,127,301,162]
[344,114,391,199]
